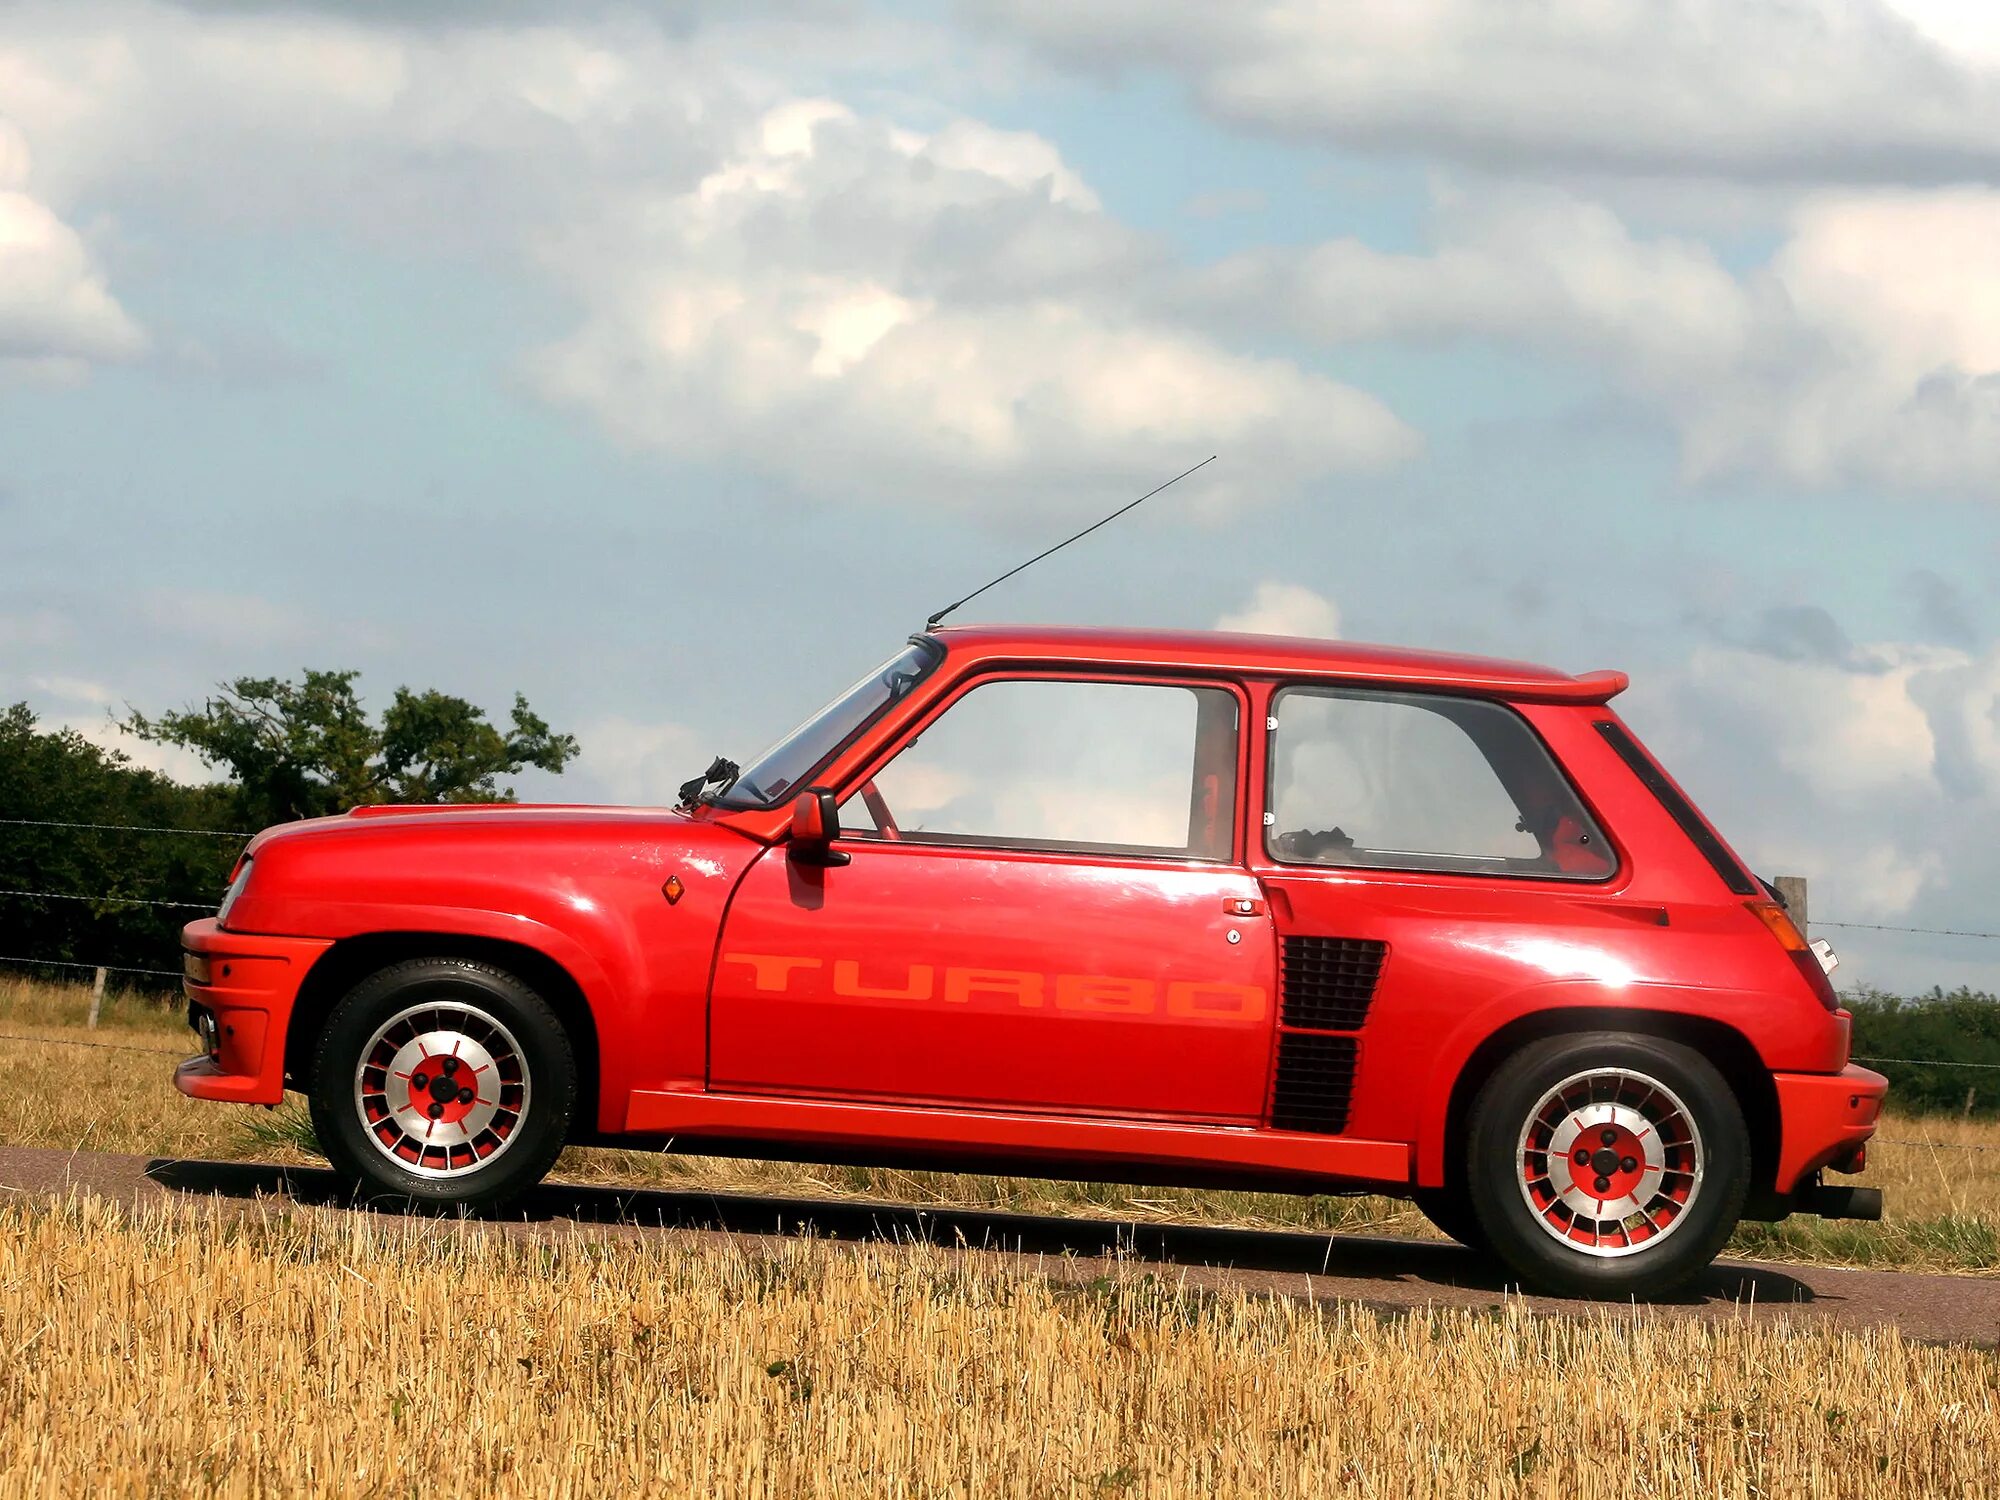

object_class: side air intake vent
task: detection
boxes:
[1281,936,1387,1030]
[1270,1033,1358,1134]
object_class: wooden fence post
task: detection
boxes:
[88,967,106,1029]
[1773,875,1808,940]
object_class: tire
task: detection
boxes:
[307,957,576,1212]
[1466,1032,1748,1299]
[1412,1186,1488,1253]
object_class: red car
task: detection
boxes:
[178,624,1884,1297]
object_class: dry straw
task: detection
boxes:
[2,1193,1998,1498]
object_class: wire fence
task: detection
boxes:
[0,1029,187,1058]
[5,816,2000,1153]
[1879,1137,2000,1153]
[0,816,251,839]
[0,818,235,985]
[1853,1056,2000,1071]
[0,886,216,910]
[1818,920,2000,941]
[0,954,181,978]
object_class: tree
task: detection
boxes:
[0,703,241,974]
[1846,986,2000,1118]
[125,670,579,827]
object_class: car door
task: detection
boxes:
[706,672,1277,1122]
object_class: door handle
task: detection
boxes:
[1224,897,1265,916]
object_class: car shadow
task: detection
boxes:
[142,1156,1815,1309]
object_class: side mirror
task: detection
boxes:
[788,788,849,867]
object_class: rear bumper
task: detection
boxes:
[176,918,331,1106]
[1772,1064,1888,1194]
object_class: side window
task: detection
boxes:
[1267,688,1613,879]
[841,678,1239,859]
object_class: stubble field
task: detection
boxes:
[3,1192,1998,1498]
[3,974,1993,1275]
[6,974,2000,1497]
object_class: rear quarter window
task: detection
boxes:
[1266,687,1614,881]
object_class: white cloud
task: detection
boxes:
[85,724,217,783]
[973,0,2000,186]
[1188,188,1750,380]
[0,3,1415,515]
[1675,645,1945,803]
[0,7,731,245]
[0,116,143,375]
[1184,183,2000,496]
[42,710,220,785]
[1626,632,2000,927]
[919,117,1099,209]
[568,715,705,806]
[0,118,29,187]
[1215,582,1341,640]
[1738,190,2000,489]
[1885,0,2000,68]
[27,674,116,708]
[524,98,1416,513]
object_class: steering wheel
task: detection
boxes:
[859,778,901,840]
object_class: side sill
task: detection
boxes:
[625,1089,1411,1188]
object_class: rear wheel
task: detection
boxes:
[1412,1186,1487,1253]
[1467,1033,1748,1299]
[308,957,575,1211]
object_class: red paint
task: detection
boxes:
[176,623,1879,1212]
[622,1088,1412,1183]
[176,922,331,1104]
[1772,1065,1888,1192]
[708,845,1277,1119]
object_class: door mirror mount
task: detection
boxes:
[789,788,850,867]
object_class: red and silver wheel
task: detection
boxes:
[1516,1067,1702,1258]
[311,957,574,1210]
[1468,1032,1748,1298]
[354,1000,531,1178]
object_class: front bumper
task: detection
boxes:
[1772,1063,1888,1195]
[176,917,331,1105]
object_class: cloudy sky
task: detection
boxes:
[3,0,1998,992]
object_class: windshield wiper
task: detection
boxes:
[677,756,741,808]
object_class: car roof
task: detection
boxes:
[927,624,1627,703]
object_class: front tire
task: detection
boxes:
[308,958,575,1211]
[1466,1032,1748,1299]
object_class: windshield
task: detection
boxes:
[712,640,941,809]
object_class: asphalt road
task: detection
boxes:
[5,1144,1998,1345]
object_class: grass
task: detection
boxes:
[5,973,2000,1274]
[3,1192,1999,1498]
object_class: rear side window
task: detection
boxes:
[1266,688,1613,880]
[1593,719,1758,895]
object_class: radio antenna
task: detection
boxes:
[924,455,1216,631]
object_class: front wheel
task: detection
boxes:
[1466,1033,1748,1299]
[308,957,575,1211]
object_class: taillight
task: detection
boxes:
[1746,899,1840,1011]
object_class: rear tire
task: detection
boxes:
[1466,1032,1748,1299]
[1413,1186,1488,1253]
[308,957,575,1212]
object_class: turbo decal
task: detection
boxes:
[720,953,1268,1021]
